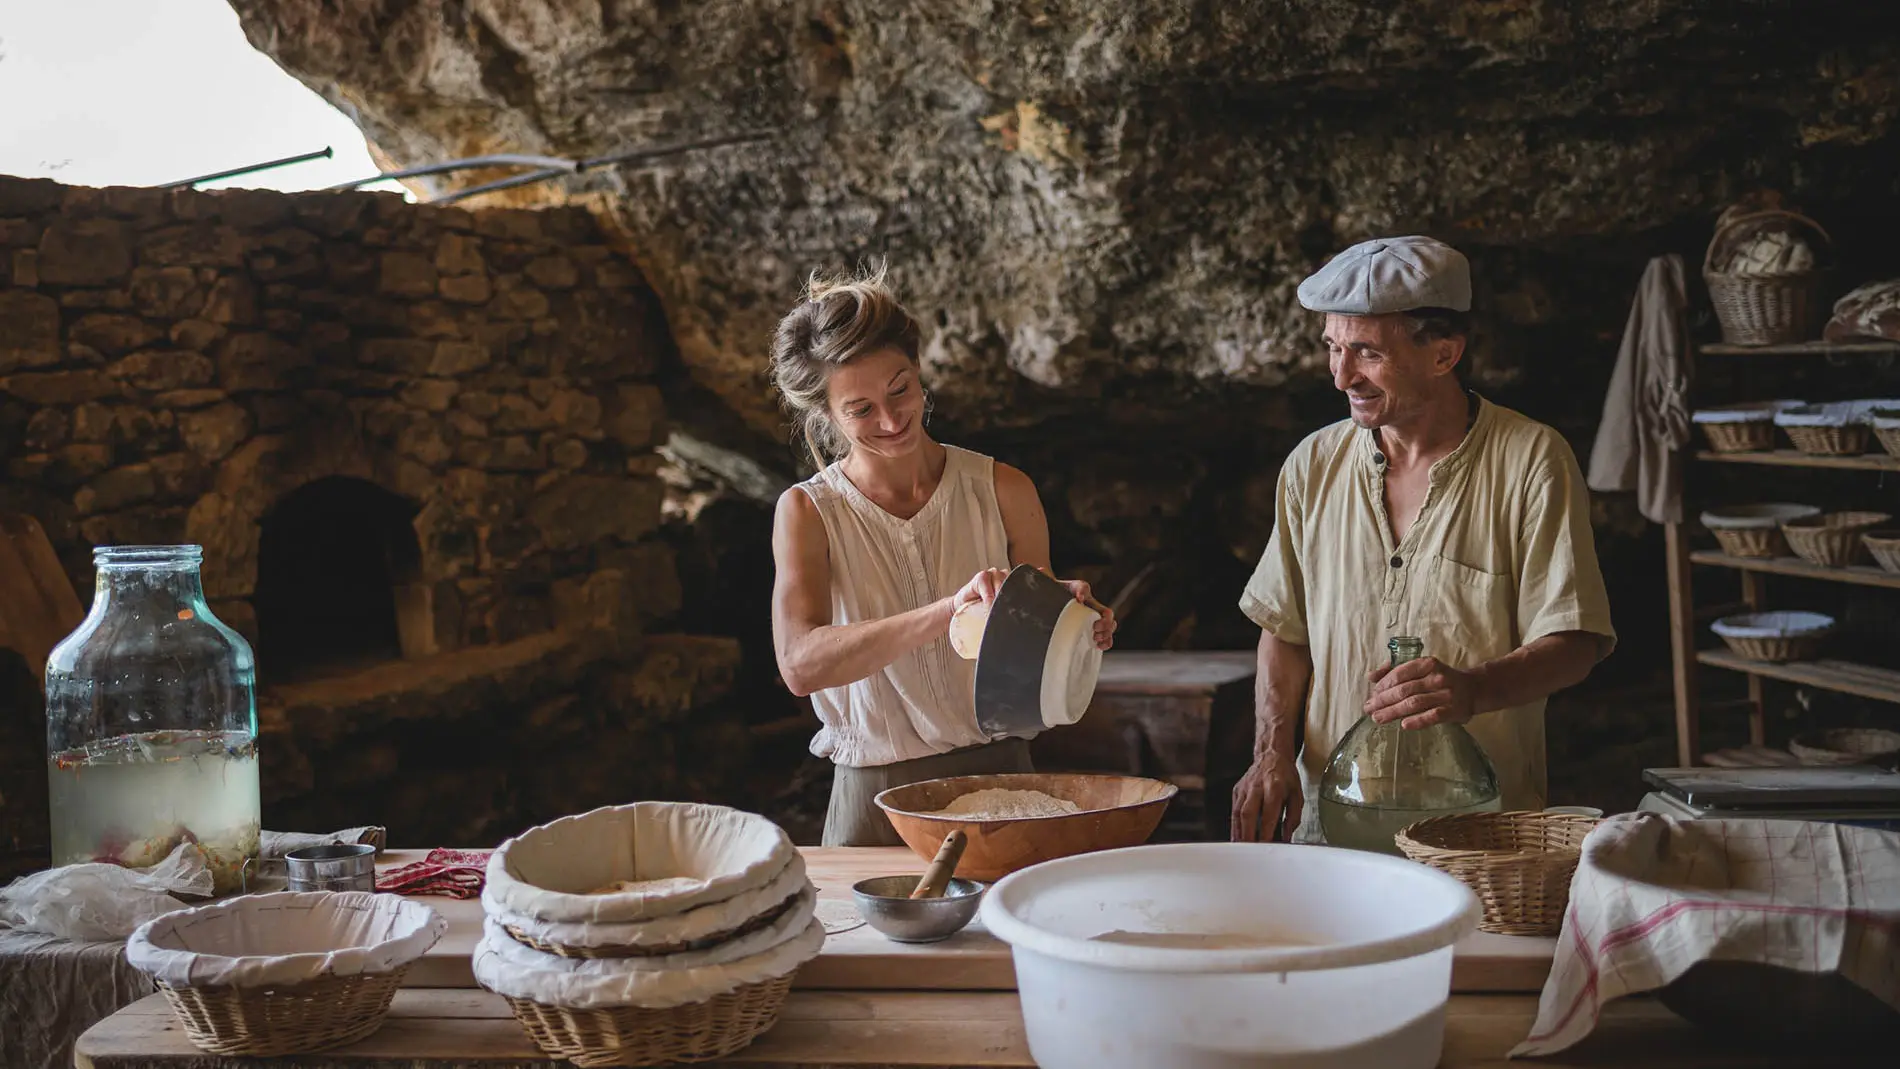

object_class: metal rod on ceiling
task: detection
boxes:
[163,146,335,189]
[425,130,774,206]
[315,130,775,206]
[322,154,578,191]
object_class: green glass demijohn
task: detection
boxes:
[1316,635,1501,855]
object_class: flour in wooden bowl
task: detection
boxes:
[928,788,1083,820]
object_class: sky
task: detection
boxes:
[0,0,408,195]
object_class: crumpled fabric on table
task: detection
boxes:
[377,848,491,899]
[260,825,386,857]
[0,926,154,1069]
[1511,813,1900,1058]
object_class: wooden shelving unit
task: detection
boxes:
[1666,337,1900,766]
[1695,449,1900,472]
[1688,551,1900,591]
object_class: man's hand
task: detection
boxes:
[1230,753,1303,842]
[1364,656,1480,729]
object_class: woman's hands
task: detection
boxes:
[1056,577,1117,650]
[949,569,1117,651]
[950,567,1010,613]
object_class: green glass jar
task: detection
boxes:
[1316,636,1501,855]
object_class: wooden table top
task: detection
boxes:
[76,987,1874,1068]
[394,846,1557,994]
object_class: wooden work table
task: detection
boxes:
[391,847,1559,994]
[74,848,1874,1068]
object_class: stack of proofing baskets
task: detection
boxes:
[474,802,824,1067]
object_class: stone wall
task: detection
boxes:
[0,175,673,648]
[0,175,753,875]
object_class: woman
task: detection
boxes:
[769,267,1116,846]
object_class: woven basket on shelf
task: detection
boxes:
[503,974,795,1068]
[154,967,408,1057]
[1709,526,1787,558]
[1782,423,1870,456]
[1863,531,1900,573]
[1702,210,1832,346]
[1789,728,1900,769]
[1719,631,1827,662]
[1781,512,1890,567]
[502,892,801,960]
[1874,424,1900,458]
[1700,420,1777,453]
[1394,812,1599,937]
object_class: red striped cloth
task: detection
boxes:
[375,849,490,899]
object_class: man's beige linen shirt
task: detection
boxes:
[1240,395,1616,843]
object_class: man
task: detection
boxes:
[1231,236,1616,844]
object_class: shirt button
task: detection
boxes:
[1390,555,1402,568]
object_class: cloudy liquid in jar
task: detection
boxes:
[1318,777,1503,856]
[48,729,261,895]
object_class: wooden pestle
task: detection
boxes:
[910,830,969,899]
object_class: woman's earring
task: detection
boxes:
[923,387,934,427]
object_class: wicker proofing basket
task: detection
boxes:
[1710,526,1787,558]
[1718,633,1825,662]
[1782,422,1870,456]
[1394,812,1599,937]
[1781,511,1891,567]
[1701,420,1777,453]
[1864,531,1900,573]
[155,967,409,1057]
[1875,424,1900,458]
[504,974,794,1068]
[1702,210,1832,346]
[1788,727,1900,769]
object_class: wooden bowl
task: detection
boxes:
[873,773,1177,882]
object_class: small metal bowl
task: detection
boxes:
[850,875,987,943]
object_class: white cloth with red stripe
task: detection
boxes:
[1513,812,1900,1057]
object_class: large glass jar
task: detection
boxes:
[45,546,260,894]
[1317,636,1501,855]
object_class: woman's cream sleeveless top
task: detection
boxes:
[796,445,1011,767]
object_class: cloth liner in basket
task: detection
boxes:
[490,851,810,955]
[1700,503,1819,558]
[125,891,446,1056]
[480,886,815,984]
[1711,611,1833,662]
[127,891,446,989]
[486,802,796,925]
[474,913,825,1012]
[1692,400,1806,424]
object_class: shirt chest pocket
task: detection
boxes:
[1415,555,1517,662]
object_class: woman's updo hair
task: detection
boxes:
[770,263,923,466]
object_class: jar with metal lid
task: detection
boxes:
[45,545,259,894]
[1316,635,1501,855]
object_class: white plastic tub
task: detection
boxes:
[980,842,1480,1069]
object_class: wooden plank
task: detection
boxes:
[74,989,1894,1068]
[1695,449,1900,472]
[0,511,85,683]
[1739,571,1767,747]
[1690,551,1900,592]
[1698,339,1900,357]
[1696,651,1900,705]
[378,847,1554,995]
[1666,521,1701,768]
